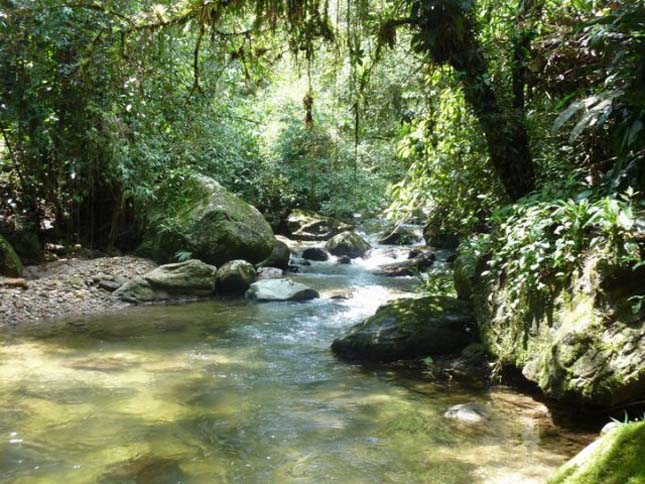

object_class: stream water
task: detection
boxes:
[0,237,592,483]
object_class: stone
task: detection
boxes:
[377,251,435,277]
[0,235,24,277]
[97,280,122,292]
[140,175,274,266]
[302,247,329,261]
[331,296,474,361]
[257,239,291,270]
[460,249,645,407]
[113,259,217,303]
[216,260,257,295]
[337,255,351,264]
[548,421,645,483]
[444,403,489,424]
[257,267,284,280]
[245,279,320,302]
[325,231,371,259]
[0,278,28,289]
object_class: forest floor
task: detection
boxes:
[0,256,156,327]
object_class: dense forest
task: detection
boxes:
[0,1,644,483]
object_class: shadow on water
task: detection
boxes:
[0,243,594,483]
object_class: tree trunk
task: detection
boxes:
[451,49,535,201]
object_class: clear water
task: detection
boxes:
[0,246,589,483]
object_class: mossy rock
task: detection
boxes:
[0,234,24,277]
[464,249,645,407]
[142,176,274,267]
[257,239,291,270]
[325,231,371,258]
[114,259,217,303]
[331,296,475,361]
[216,260,257,295]
[548,421,645,484]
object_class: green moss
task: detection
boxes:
[548,422,645,484]
[0,234,24,277]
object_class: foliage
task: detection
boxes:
[460,186,643,307]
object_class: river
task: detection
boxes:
[0,238,591,483]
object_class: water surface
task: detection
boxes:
[0,246,589,483]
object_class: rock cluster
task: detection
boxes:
[0,256,156,326]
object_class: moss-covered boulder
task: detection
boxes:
[257,239,291,270]
[114,259,217,303]
[457,249,645,407]
[216,260,257,295]
[331,296,474,361]
[548,421,645,484]
[325,231,371,259]
[0,235,24,277]
[141,176,274,266]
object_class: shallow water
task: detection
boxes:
[0,243,589,483]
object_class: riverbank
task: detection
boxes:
[0,256,156,327]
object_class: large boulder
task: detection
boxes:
[456,249,645,407]
[331,296,474,361]
[245,279,319,302]
[286,210,352,241]
[257,239,291,270]
[325,231,371,259]
[141,176,274,266]
[216,260,257,295]
[0,235,23,277]
[548,421,645,484]
[114,259,217,303]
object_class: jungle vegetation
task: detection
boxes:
[0,0,643,274]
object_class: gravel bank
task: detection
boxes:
[0,256,157,326]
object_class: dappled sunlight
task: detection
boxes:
[0,258,587,483]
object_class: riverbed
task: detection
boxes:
[0,243,592,483]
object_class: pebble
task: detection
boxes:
[0,256,156,326]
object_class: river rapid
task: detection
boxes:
[0,236,592,483]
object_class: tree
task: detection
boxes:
[382,0,536,201]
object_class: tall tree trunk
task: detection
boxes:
[450,39,535,201]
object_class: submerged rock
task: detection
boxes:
[302,247,329,261]
[114,259,217,303]
[0,234,23,277]
[331,296,474,361]
[245,279,319,302]
[140,175,274,266]
[325,231,371,259]
[548,421,645,484]
[444,403,489,424]
[216,260,257,295]
[99,456,186,484]
[257,239,291,270]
